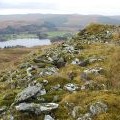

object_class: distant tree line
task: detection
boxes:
[0,21,57,35]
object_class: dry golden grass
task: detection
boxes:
[107,47,120,89]
[0,48,33,72]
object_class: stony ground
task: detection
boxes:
[0,24,120,120]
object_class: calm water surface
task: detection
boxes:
[0,39,51,48]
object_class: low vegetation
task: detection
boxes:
[0,24,120,120]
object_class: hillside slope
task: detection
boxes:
[0,14,120,31]
[0,24,120,120]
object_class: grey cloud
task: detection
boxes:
[0,2,58,10]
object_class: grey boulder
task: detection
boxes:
[15,103,59,114]
[15,85,43,103]
[15,103,41,115]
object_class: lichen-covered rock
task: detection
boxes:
[15,103,59,114]
[81,80,105,90]
[71,106,81,118]
[77,113,92,120]
[83,67,104,75]
[89,57,104,63]
[15,85,43,103]
[15,103,41,115]
[89,101,108,115]
[62,44,79,54]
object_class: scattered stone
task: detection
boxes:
[42,80,49,85]
[83,67,104,75]
[72,106,81,118]
[64,45,75,53]
[81,80,103,90]
[77,113,92,120]
[89,57,104,63]
[52,95,59,102]
[48,57,54,62]
[26,66,35,77]
[54,57,66,68]
[44,115,54,120]
[72,58,89,67]
[64,83,79,92]
[40,67,58,76]
[9,115,14,120]
[37,89,46,96]
[63,44,79,53]
[71,58,80,65]
[79,59,89,67]
[39,103,59,113]
[51,84,61,91]
[0,106,7,114]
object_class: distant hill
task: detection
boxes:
[0,14,120,32]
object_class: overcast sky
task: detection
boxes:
[0,0,120,15]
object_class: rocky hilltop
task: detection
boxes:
[0,24,120,120]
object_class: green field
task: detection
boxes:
[0,31,74,42]
[46,31,73,37]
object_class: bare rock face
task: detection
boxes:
[15,85,43,104]
[15,103,59,115]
